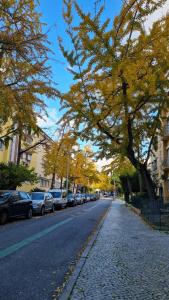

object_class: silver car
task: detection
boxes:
[75,194,83,205]
[31,192,55,215]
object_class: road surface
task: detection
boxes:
[0,199,111,300]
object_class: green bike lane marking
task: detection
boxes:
[0,217,74,259]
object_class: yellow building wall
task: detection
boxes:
[19,133,52,192]
[0,128,53,192]
[0,145,11,163]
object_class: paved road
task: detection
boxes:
[0,199,111,300]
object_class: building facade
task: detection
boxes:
[0,129,60,191]
[149,118,169,201]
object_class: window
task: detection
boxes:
[40,178,50,188]
[21,153,32,166]
[19,192,30,200]
[31,193,44,200]
[0,140,4,150]
[50,192,61,198]
[12,193,20,202]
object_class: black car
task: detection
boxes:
[67,194,76,206]
[0,191,33,225]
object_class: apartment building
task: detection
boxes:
[149,118,169,201]
[0,128,60,191]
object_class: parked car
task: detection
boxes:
[48,189,68,209]
[31,192,54,215]
[85,194,91,202]
[90,193,97,201]
[0,191,33,225]
[67,194,76,207]
[81,193,87,203]
[75,194,83,205]
[95,193,100,200]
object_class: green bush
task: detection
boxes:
[0,163,38,190]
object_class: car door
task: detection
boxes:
[48,193,53,209]
[8,193,20,217]
[44,193,50,210]
[19,192,30,215]
[62,191,67,206]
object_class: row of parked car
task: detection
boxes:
[0,189,100,225]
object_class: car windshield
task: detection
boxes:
[50,192,61,198]
[31,193,44,200]
[0,192,11,201]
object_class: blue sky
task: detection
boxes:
[37,0,122,136]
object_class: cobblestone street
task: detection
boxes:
[70,200,169,300]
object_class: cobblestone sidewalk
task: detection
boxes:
[70,200,169,300]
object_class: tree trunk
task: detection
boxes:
[127,176,132,199]
[138,172,143,193]
[139,164,156,200]
[73,180,76,194]
[120,176,130,203]
[60,177,63,189]
[51,172,56,189]
[126,145,156,200]
[121,82,156,201]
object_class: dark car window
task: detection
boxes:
[68,194,73,199]
[50,192,61,198]
[0,192,20,201]
[19,192,29,200]
[31,193,44,200]
[0,192,11,201]
[11,194,20,202]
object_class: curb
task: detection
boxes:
[58,203,112,300]
[128,204,141,216]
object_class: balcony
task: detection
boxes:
[163,125,169,140]
[162,159,169,170]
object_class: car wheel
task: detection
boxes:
[50,205,55,213]
[40,206,45,216]
[0,210,8,225]
[26,208,33,219]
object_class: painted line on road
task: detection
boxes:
[0,217,74,259]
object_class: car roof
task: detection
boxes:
[31,192,52,196]
[49,189,66,192]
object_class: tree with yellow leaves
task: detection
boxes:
[92,171,112,192]
[71,147,99,192]
[0,0,57,142]
[59,0,169,200]
[43,132,77,189]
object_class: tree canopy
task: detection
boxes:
[43,132,77,188]
[59,0,169,199]
[0,0,57,140]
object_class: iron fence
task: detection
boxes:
[130,196,169,230]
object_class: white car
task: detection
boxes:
[48,189,68,209]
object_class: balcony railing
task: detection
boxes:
[163,125,169,140]
[162,159,169,170]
